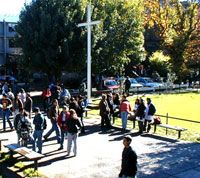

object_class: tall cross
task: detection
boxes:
[78,5,100,102]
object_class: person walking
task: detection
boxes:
[66,109,82,156]
[33,107,45,153]
[2,82,8,94]
[120,96,131,130]
[57,105,70,150]
[19,88,26,106]
[42,87,52,112]
[43,99,61,143]
[99,94,111,130]
[13,93,23,117]
[7,88,15,103]
[77,95,85,133]
[118,135,137,178]
[135,99,146,134]
[144,98,156,133]
[24,92,33,119]
[107,94,114,121]
[14,108,28,144]
[0,93,13,131]
[16,110,34,147]
[124,77,131,96]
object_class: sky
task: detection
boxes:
[0,0,32,22]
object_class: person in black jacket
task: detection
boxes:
[77,96,85,133]
[24,93,33,119]
[144,98,156,133]
[124,76,131,96]
[99,95,111,130]
[66,109,82,156]
[135,99,146,134]
[119,135,137,178]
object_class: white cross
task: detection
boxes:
[78,5,100,102]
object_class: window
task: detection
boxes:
[9,39,18,48]
[8,23,15,32]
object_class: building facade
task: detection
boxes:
[0,20,22,74]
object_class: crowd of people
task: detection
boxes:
[0,81,156,178]
[0,83,87,156]
[99,93,156,134]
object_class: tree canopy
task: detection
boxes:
[144,0,200,81]
[91,0,145,77]
[16,0,146,81]
[16,0,87,80]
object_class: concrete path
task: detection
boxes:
[1,117,200,178]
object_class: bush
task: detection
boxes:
[149,50,171,77]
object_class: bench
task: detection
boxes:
[0,138,8,151]
[87,103,99,110]
[84,108,91,117]
[5,144,44,171]
[154,123,187,139]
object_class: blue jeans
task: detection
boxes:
[67,133,78,155]
[2,110,13,130]
[60,129,68,147]
[33,130,43,153]
[121,111,128,129]
[44,119,61,141]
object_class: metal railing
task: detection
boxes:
[155,113,200,135]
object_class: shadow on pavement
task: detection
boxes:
[38,154,74,167]
[1,161,23,178]
[140,133,179,143]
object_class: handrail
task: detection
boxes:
[155,114,200,124]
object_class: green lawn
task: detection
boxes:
[89,91,200,142]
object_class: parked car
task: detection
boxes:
[0,75,17,84]
[129,78,143,88]
[135,77,163,87]
[103,78,120,91]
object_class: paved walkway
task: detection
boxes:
[1,117,200,178]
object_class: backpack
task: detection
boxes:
[43,116,47,130]
[153,117,161,124]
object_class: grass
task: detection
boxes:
[89,92,200,142]
[14,161,25,169]
[23,168,44,178]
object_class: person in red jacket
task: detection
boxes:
[42,87,52,112]
[57,105,70,150]
[120,96,131,130]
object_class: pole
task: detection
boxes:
[87,5,91,102]
[3,19,6,74]
[166,113,168,135]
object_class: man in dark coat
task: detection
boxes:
[43,99,61,143]
[124,76,131,96]
[119,135,137,178]
[24,93,33,119]
[99,94,111,130]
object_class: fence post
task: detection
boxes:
[166,113,168,135]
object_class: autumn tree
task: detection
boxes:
[149,50,171,77]
[144,0,200,81]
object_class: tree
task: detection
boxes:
[149,50,171,77]
[16,0,87,81]
[91,0,145,79]
[144,0,200,81]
